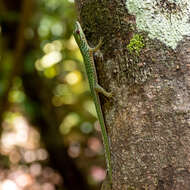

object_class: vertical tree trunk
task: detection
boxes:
[74,0,190,189]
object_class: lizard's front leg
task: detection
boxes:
[90,37,103,53]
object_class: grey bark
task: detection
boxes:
[74,0,190,189]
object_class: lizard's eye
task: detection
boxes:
[76,29,80,34]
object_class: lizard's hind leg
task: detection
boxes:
[95,83,112,98]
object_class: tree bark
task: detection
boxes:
[74,0,190,189]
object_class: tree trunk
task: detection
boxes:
[74,0,190,189]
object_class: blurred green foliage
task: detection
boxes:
[0,0,106,189]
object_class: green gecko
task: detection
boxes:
[73,21,112,188]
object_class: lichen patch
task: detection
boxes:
[126,0,190,49]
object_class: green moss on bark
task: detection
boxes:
[127,34,144,55]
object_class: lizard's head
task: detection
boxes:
[73,21,86,44]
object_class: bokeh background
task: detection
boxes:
[0,0,107,189]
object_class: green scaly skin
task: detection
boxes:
[73,21,112,188]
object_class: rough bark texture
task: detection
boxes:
[74,0,190,189]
